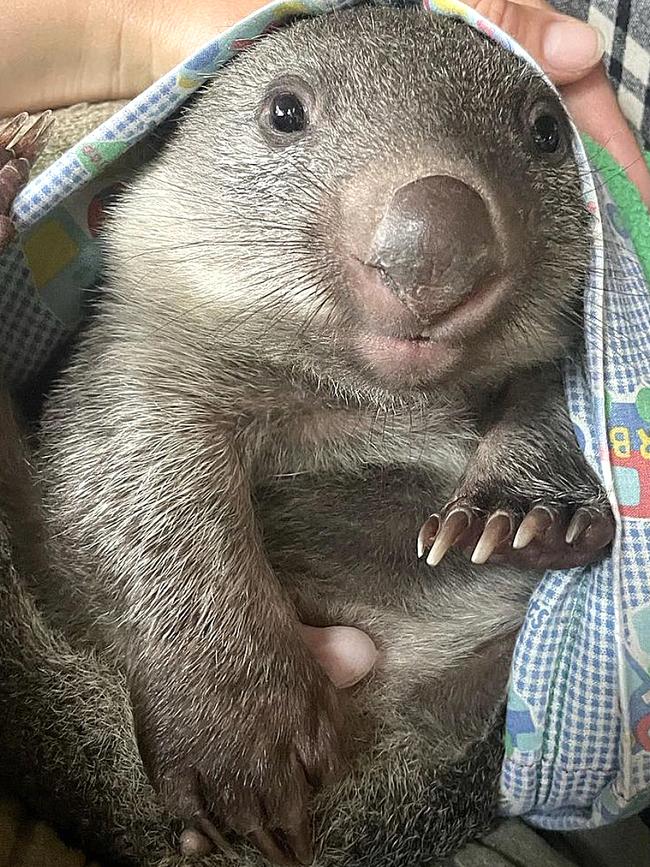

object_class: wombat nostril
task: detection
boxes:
[366,175,498,317]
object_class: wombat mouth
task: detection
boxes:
[374,268,506,338]
[346,253,510,381]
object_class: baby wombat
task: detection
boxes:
[0,6,614,867]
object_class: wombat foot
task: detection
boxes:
[418,491,614,571]
[132,645,346,867]
[0,111,53,252]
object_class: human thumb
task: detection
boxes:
[299,625,378,688]
[462,1,606,86]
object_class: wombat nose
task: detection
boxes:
[366,175,497,317]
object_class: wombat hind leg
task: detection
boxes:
[0,550,168,865]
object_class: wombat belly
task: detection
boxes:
[257,465,533,738]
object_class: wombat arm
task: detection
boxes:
[474,366,606,507]
[419,365,614,569]
[92,433,286,644]
[38,393,344,863]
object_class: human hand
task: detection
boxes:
[462,0,650,207]
[1,0,269,116]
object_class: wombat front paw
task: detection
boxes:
[0,111,53,252]
[132,652,345,866]
[418,491,614,571]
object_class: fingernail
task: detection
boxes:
[543,21,605,70]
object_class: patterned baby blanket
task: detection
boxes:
[1,0,649,831]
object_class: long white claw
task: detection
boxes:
[426,508,471,567]
[471,512,512,565]
[418,514,439,559]
[565,507,592,545]
[513,505,555,550]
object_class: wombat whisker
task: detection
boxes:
[219,298,296,338]
[573,309,631,343]
[579,153,646,198]
[583,262,649,295]
[116,219,314,251]
[298,279,340,328]
[115,239,228,268]
[291,162,336,200]
[150,298,226,338]
[219,278,325,340]
[577,127,639,167]
[589,240,650,266]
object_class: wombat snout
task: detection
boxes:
[366,174,498,320]
[337,161,533,382]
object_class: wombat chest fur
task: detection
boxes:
[0,6,614,867]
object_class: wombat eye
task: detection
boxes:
[259,77,314,145]
[524,99,568,163]
[532,114,560,153]
[270,93,307,134]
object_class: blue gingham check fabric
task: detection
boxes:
[501,179,650,827]
[1,0,649,831]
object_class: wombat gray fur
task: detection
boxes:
[0,6,613,867]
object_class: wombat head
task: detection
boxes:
[107,5,591,396]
